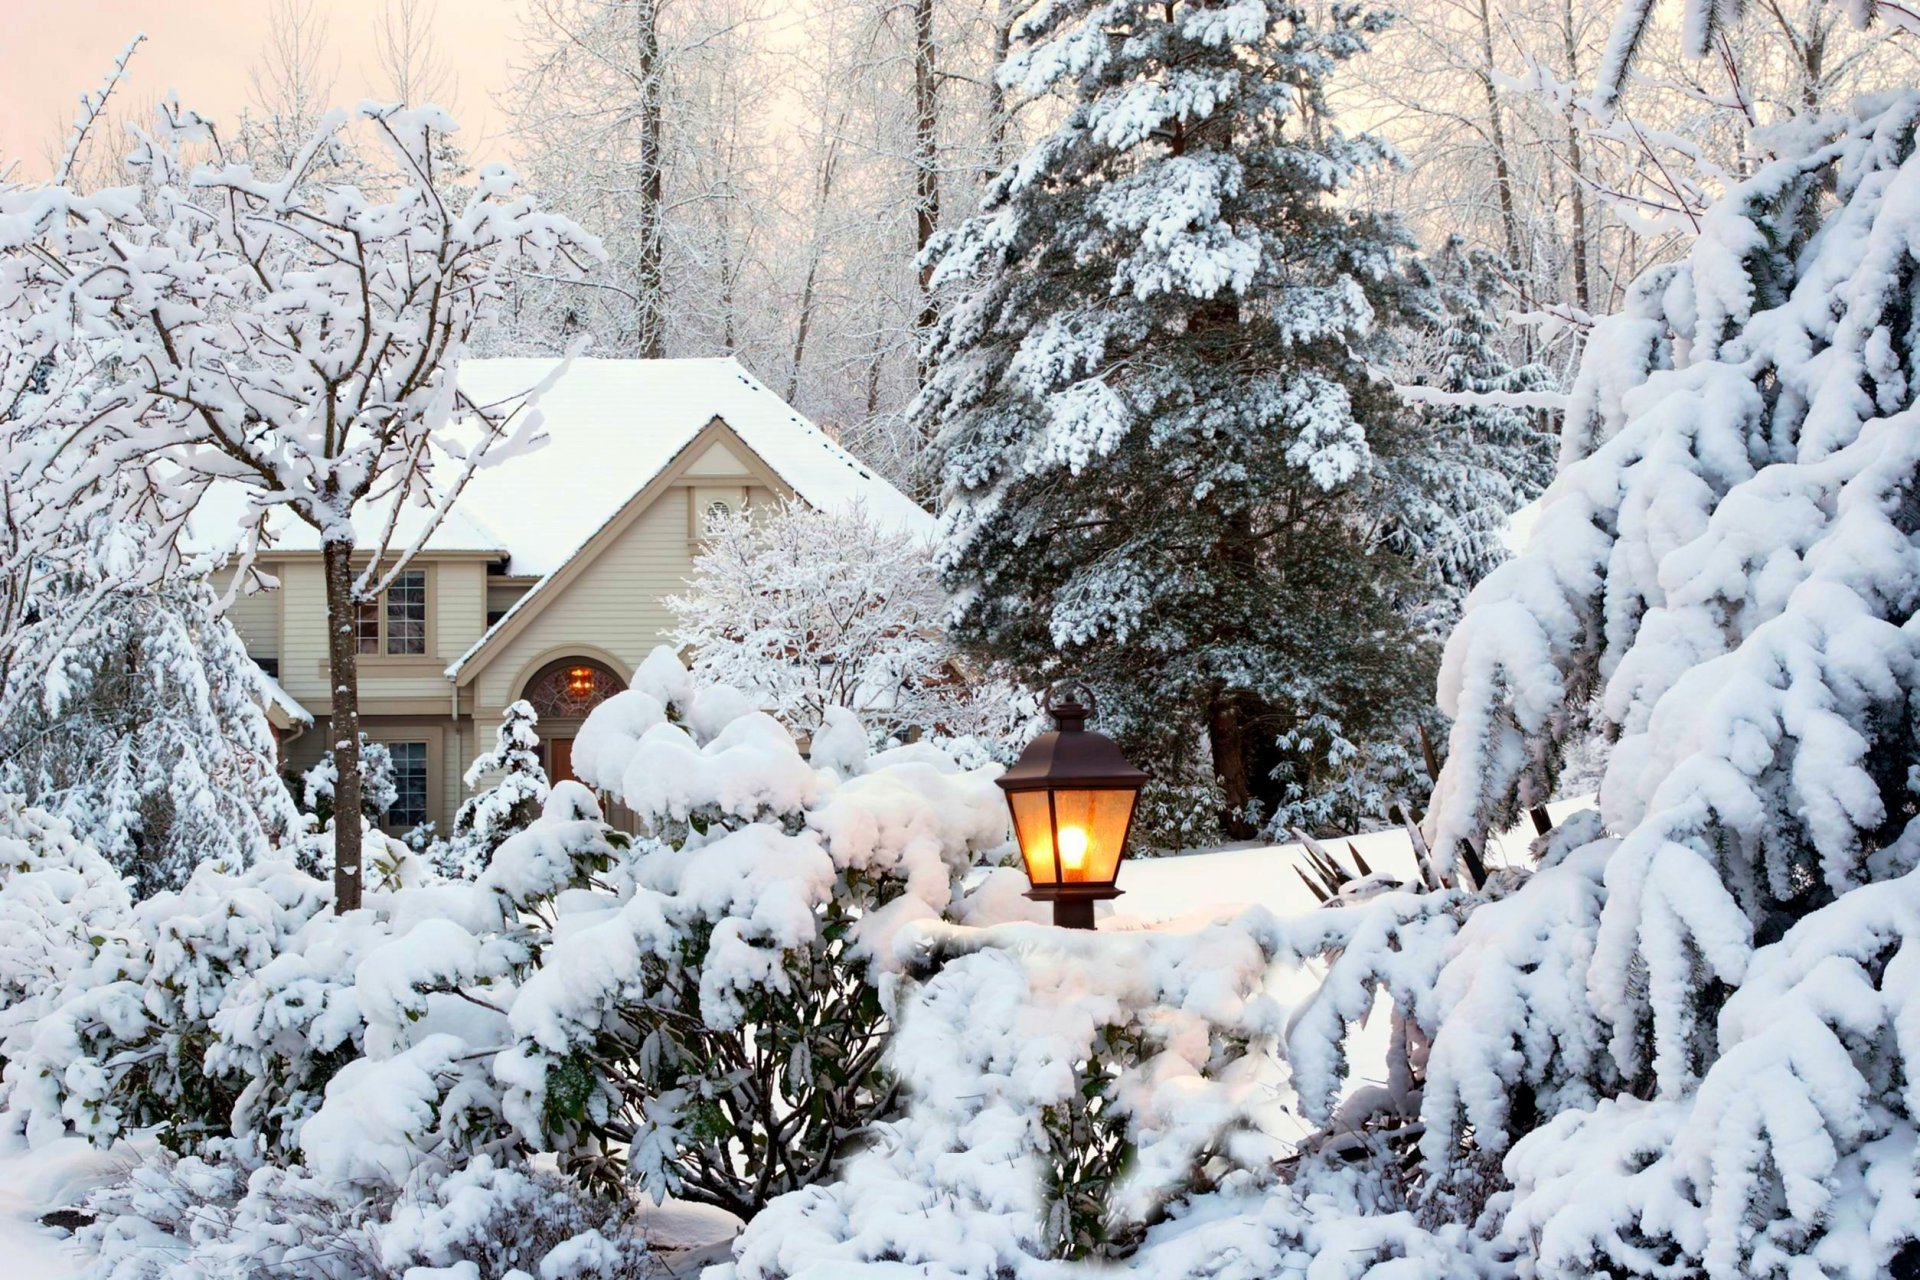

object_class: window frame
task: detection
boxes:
[385,740,431,830]
[352,565,435,660]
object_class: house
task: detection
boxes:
[215,357,932,834]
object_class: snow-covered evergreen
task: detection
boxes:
[1389,238,1560,631]
[1418,89,1920,1275]
[0,523,299,896]
[919,0,1483,842]
[438,700,551,879]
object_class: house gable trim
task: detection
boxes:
[448,416,794,689]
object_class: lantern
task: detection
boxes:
[996,683,1148,929]
[565,665,597,701]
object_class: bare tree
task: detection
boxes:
[373,0,458,108]
[0,101,596,910]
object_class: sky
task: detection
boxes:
[0,0,526,177]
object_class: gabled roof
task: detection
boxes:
[189,357,929,575]
[454,357,930,576]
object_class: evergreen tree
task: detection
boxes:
[0,523,301,897]
[1386,237,1559,634]
[920,0,1445,840]
[440,700,551,879]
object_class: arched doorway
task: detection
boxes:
[521,657,627,786]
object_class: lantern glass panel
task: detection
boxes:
[1009,791,1060,886]
[1048,788,1136,885]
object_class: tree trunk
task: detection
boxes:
[985,0,1016,173]
[1562,0,1592,315]
[636,0,668,360]
[1474,0,1528,332]
[321,538,365,912]
[911,0,941,383]
[1207,692,1260,841]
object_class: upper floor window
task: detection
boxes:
[387,570,426,655]
[355,569,429,656]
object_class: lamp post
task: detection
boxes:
[996,683,1148,929]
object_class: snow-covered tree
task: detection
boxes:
[0,96,596,911]
[301,735,398,827]
[440,700,551,878]
[922,0,1460,841]
[1418,85,1920,1273]
[1389,238,1560,630]
[0,522,300,897]
[669,500,1008,743]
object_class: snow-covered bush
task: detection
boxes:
[721,899,1506,1279]
[497,646,1012,1218]
[83,1141,655,1280]
[437,700,552,879]
[0,522,300,896]
[669,500,1018,744]
[0,799,138,1065]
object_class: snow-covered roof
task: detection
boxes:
[257,670,313,728]
[455,356,929,576]
[190,357,929,576]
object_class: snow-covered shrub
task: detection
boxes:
[669,500,1018,745]
[0,522,300,896]
[301,735,399,827]
[438,700,552,879]
[722,903,1508,1279]
[83,1140,654,1280]
[0,799,138,1065]
[1412,90,1920,1274]
[497,646,1012,1218]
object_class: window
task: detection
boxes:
[355,570,429,657]
[386,570,426,655]
[704,499,733,531]
[388,742,429,828]
[525,659,625,719]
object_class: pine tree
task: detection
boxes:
[0,523,301,897]
[441,700,551,878]
[920,0,1445,840]
[1386,237,1559,633]
[1418,90,1920,1273]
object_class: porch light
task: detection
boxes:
[996,682,1148,930]
[566,665,597,700]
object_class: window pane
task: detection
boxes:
[356,600,380,655]
[387,570,426,655]
[388,742,429,828]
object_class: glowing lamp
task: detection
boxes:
[996,683,1148,929]
[566,665,597,700]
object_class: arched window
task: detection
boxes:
[523,657,626,721]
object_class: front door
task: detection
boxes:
[548,737,576,786]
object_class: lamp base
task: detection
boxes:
[1022,887,1121,931]
[1051,898,1096,930]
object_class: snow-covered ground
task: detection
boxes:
[1115,794,1592,924]
[0,1135,144,1280]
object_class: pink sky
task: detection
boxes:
[0,0,525,177]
